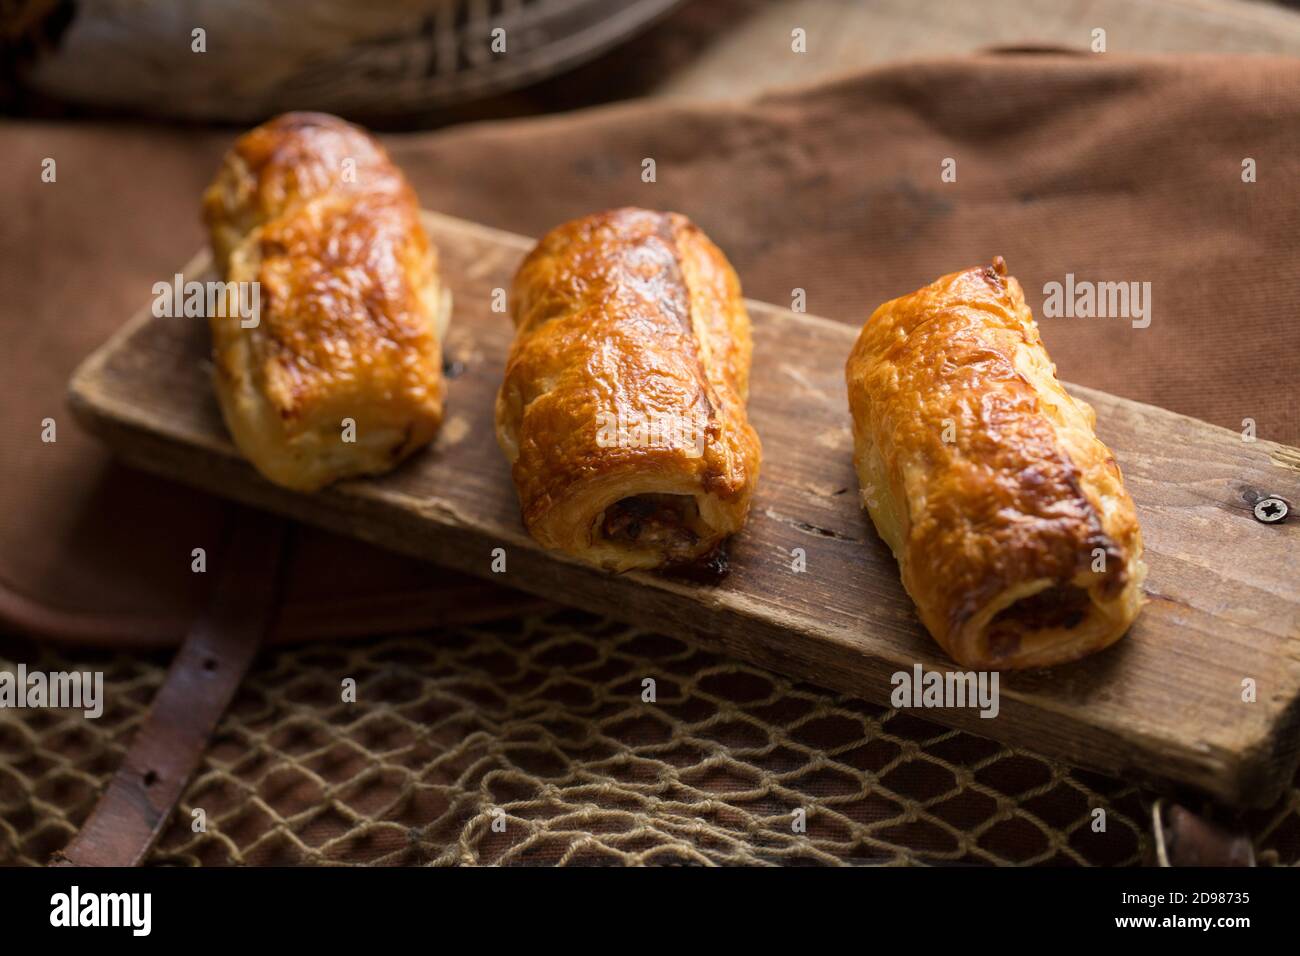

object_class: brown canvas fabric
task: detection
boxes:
[1,50,1297,864]
[1,49,1297,642]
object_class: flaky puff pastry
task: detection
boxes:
[496,208,761,572]
[202,112,449,491]
[846,258,1145,669]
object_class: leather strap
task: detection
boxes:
[1152,798,1256,867]
[51,511,287,867]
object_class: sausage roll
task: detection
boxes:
[845,257,1145,669]
[202,112,449,491]
[495,208,761,572]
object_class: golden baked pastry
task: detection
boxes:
[496,208,761,572]
[845,257,1145,669]
[202,112,449,491]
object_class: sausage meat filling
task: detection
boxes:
[990,584,1092,633]
[600,494,703,560]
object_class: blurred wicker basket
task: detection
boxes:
[8,0,684,122]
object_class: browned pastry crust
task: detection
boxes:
[845,258,1145,669]
[495,208,761,572]
[202,112,448,491]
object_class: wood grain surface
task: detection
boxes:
[67,210,1300,806]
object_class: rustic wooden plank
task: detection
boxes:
[67,210,1300,806]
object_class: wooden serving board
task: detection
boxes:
[68,211,1300,807]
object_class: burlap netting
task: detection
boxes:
[3,610,1297,866]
